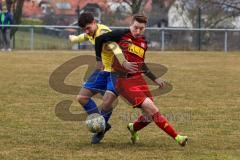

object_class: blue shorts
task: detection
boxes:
[83,70,118,96]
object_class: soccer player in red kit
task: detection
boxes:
[95,14,188,146]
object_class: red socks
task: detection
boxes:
[133,112,178,139]
[152,112,178,139]
[133,115,151,131]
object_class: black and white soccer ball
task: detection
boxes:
[85,113,106,133]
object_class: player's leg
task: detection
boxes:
[76,70,105,115]
[127,109,152,144]
[140,98,188,146]
[120,75,187,146]
[116,76,152,132]
[99,73,118,123]
[131,109,152,132]
[140,98,178,139]
[100,91,117,123]
[76,87,99,114]
[130,85,154,133]
[91,72,118,144]
[116,76,151,143]
[91,91,117,144]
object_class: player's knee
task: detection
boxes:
[101,92,116,109]
[147,105,159,116]
[101,100,113,110]
[142,98,159,115]
[76,95,89,105]
[102,97,111,105]
[102,105,113,112]
[152,106,159,114]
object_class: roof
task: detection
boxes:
[22,0,109,17]
[22,0,42,18]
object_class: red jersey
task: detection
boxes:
[95,29,157,106]
[101,30,148,74]
[95,29,156,80]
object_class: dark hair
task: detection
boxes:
[132,13,148,24]
[78,12,94,28]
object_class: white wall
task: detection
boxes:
[168,0,192,28]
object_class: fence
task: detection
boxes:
[1,25,240,52]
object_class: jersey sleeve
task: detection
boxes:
[106,42,126,64]
[141,63,157,81]
[95,29,129,61]
[70,33,88,43]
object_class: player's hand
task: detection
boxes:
[122,61,138,73]
[154,78,166,89]
[96,61,104,70]
[69,35,76,42]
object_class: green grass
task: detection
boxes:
[0,51,240,160]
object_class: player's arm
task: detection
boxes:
[141,63,166,88]
[95,29,128,61]
[69,33,88,43]
[106,42,138,72]
[105,42,125,64]
[95,29,138,72]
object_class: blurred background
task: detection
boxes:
[1,0,240,51]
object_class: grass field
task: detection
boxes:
[0,51,240,160]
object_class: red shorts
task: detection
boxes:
[116,74,153,107]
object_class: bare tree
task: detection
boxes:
[123,0,144,14]
[149,0,175,27]
[12,0,24,25]
[182,0,240,28]
[9,0,25,37]
[122,0,176,27]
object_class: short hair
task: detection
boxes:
[132,13,148,24]
[78,12,94,28]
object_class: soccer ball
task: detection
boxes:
[85,113,106,133]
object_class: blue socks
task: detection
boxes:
[83,98,113,123]
[83,99,99,114]
[100,109,113,123]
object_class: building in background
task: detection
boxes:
[22,0,108,25]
